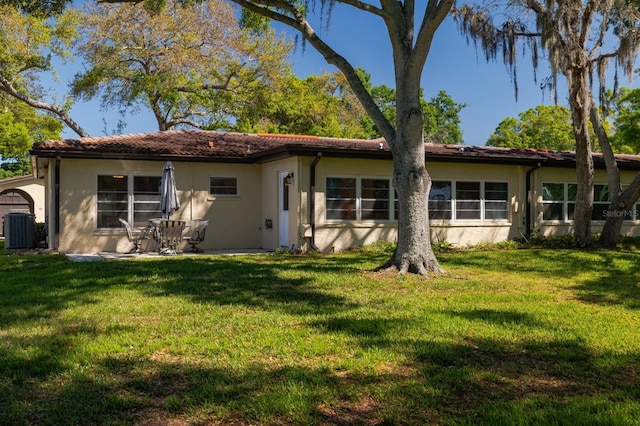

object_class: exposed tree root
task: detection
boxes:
[375,254,445,277]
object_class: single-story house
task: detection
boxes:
[29,130,640,254]
[0,174,45,237]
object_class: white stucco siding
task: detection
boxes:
[184,162,263,250]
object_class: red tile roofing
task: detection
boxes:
[30,129,640,169]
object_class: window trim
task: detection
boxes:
[325,177,510,224]
[96,174,161,229]
[325,176,394,222]
[430,180,510,223]
[542,182,640,223]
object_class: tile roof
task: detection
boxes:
[30,129,640,169]
[31,130,389,161]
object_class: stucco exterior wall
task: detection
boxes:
[40,151,640,255]
[55,158,263,253]
[308,158,525,252]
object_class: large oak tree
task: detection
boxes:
[73,0,292,131]
[102,0,453,275]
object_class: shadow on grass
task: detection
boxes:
[2,250,639,424]
[311,313,640,424]
[134,256,361,315]
[440,248,640,310]
[569,252,640,310]
[0,253,360,329]
[3,315,638,425]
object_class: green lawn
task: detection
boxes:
[1,242,639,425]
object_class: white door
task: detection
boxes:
[278,171,290,248]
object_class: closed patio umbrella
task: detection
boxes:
[160,161,180,218]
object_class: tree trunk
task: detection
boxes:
[566,67,594,246]
[590,102,640,247]
[379,101,443,276]
[600,173,640,247]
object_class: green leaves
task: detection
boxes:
[487,105,577,151]
[73,0,293,131]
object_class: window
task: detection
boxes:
[428,181,508,222]
[133,176,162,225]
[542,183,578,221]
[97,175,128,228]
[327,177,507,223]
[326,177,357,220]
[361,179,390,220]
[540,182,627,222]
[429,181,452,220]
[484,182,509,220]
[456,181,481,220]
[97,175,161,228]
[592,184,610,221]
[326,177,391,221]
[210,177,238,196]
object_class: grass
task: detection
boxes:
[1,240,639,425]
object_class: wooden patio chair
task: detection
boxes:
[183,219,209,252]
[118,218,152,253]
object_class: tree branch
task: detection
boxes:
[412,0,454,75]
[0,75,89,137]
[231,0,395,142]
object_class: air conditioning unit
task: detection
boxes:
[5,213,36,249]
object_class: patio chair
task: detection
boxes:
[118,218,152,253]
[157,220,186,255]
[184,219,209,252]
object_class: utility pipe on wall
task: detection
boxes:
[525,162,542,239]
[309,152,322,252]
[54,156,60,249]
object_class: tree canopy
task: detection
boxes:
[454,0,640,246]
[0,4,88,136]
[233,68,466,142]
[73,0,292,131]
[607,86,640,154]
[0,94,63,178]
[487,104,582,151]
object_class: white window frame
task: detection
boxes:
[97,174,161,229]
[540,182,639,223]
[428,180,509,223]
[326,176,394,222]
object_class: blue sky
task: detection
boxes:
[59,1,638,146]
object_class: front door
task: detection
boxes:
[278,171,290,248]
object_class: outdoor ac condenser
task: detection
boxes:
[5,212,35,249]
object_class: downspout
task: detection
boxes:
[309,152,322,252]
[54,156,61,249]
[525,162,541,239]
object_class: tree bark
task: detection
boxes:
[378,91,443,276]
[225,0,452,275]
[566,66,594,246]
[589,101,640,247]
